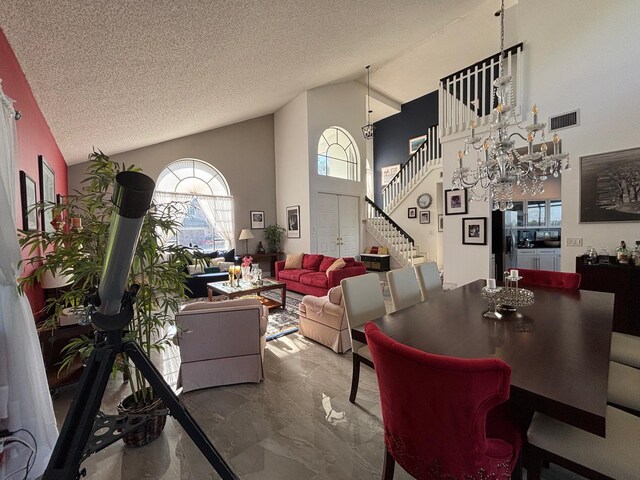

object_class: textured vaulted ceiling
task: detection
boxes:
[0,0,484,164]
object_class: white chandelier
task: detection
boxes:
[451,0,570,211]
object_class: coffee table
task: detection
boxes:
[207,279,287,310]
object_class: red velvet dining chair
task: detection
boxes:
[365,323,523,480]
[510,268,581,290]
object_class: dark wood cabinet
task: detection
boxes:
[359,254,390,272]
[576,257,640,335]
[38,322,94,392]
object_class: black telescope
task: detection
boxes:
[93,170,155,330]
[44,168,237,480]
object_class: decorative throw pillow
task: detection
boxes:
[223,249,236,262]
[378,246,389,255]
[325,258,345,276]
[364,246,372,254]
[319,256,337,272]
[284,253,304,269]
[186,264,203,275]
[370,246,379,254]
[210,257,225,266]
[302,254,324,270]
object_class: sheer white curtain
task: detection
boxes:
[0,82,58,478]
[152,191,189,245]
[197,195,235,250]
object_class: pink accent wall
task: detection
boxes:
[1,28,67,317]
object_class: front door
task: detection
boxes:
[316,193,359,258]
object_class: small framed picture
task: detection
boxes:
[438,214,444,232]
[408,207,417,219]
[250,210,265,229]
[19,171,38,231]
[381,164,401,187]
[445,189,468,215]
[286,205,301,238]
[462,217,487,245]
[419,211,430,224]
[409,134,427,155]
[38,155,55,232]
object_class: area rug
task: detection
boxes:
[260,290,301,341]
[183,291,301,341]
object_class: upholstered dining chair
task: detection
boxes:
[527,405,640,478]
[386,266,422,311]
[365,323,523,480]
[341,273,387,403]
[510,268,581,290]
[610,332,640,368]
[414,262,443,301]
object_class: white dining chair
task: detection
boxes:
[414,262,443,302]
[386,267,422,312]
[608,360,640,412]
[610,332,640,368]
[341,273,387,403]
[527,406,640,479]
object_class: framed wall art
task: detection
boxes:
[462,217,487,245]
[381,164,401,187]
[580,146,640,223]
[408,207,417,219]
[250,210,265,229]
[444,189,468,215]
[19,170,38,231]
[409,134,427,155]
[38,155,55,232]
[286,205,300,238]
[419,211,431,224]
[438,214,444,232]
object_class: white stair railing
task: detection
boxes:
[382,124,442,212]
[365,199,415,267]
[439,43,524,139]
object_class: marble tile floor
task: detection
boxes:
[49,276,583,479]
[51,333,583,480]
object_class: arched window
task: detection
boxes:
[317,126,359,181]
[155,159,234,252]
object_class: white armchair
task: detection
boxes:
[175,298,268,392]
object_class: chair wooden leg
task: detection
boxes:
[382,447,395,480]
[525,445,543,480]
[349,353,361,403]
[510,451,523,480]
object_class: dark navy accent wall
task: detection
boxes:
[373,91,438,205]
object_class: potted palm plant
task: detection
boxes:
[263,223,285,253]
[19,149,192,446]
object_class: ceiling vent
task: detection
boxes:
[549,109,579,132]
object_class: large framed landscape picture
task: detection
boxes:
[580,147,640,223]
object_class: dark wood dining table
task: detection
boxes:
[352,279,615,437]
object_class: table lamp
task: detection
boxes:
[238,229,254,255]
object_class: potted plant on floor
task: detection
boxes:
[264,223,285,253]
[19,149,192,447]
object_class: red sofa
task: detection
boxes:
[275,254,367,297]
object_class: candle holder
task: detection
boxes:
[481,287,503,319]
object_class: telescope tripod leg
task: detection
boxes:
[123,341,238,480]
[43,344,118,480]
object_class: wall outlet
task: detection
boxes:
[566,237,583,247]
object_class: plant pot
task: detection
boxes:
[117,389,167,447]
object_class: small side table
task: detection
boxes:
[359,254,391,272]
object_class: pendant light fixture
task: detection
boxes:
[362,65,375,140]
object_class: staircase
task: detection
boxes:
[365,197,426,267]
[381,125,442,213]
